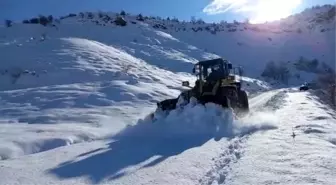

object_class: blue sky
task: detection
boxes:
[0,0,334,23]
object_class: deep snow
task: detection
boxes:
[0,5,335,185]
[0,92,280,185]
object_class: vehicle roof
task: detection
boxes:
[195,58,229,67]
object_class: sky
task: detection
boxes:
[0,0,335,23]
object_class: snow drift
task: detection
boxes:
[113,98,279,140]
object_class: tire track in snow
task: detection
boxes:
[198,89,286,185]
[199,136,247,185]
[248,89,284,111]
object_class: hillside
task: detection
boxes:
[0,9,272,160]
[0,4,335,185]
[3,5,335,82]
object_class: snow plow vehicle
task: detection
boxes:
[152,58,249,120]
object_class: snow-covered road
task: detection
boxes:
[248,89,283,109]
[221,91,336,185]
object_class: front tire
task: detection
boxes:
[237,90,249,115]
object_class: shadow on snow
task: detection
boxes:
[47,132,219,183]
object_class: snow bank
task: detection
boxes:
[0,123,108,160]
[234,112,279,135]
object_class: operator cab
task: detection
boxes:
[192,58,236,81]
[183,58,242,87]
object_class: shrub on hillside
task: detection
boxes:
[319,61,334,74]
[153,24,167,29]
[192,27,202,32]
[136,14,144,21]
[294,57,319,72]
[38,15,50,26]
[220,20,227,25]
[120,10,126,16]
[79,12,85,18]
[5,20,12,27]
[60,13,76,20]
[22,15,54,26]
[30,18,39,24]
[210,30,216,34]
[261,61,291,83]
[226,24,234,29]
[114,16,127,26]
[228,28,237,32]
[317,72,336,88]
[327,6,335,19]
[294,57,334,77]
[172,17,179,23]
[98,12,104,18]
[47,15,53,22]
[87,12,94,19]
[196,18,205,24]
[101,15,112,23]
[314,71,336,108]
[68,13,77,17]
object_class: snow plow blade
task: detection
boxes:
[149,95,233,121]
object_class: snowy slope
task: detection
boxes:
[0,5,335,185]
[0,14,272,160]
[0,34,196,159]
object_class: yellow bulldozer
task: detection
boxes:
[153,58,249,118]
